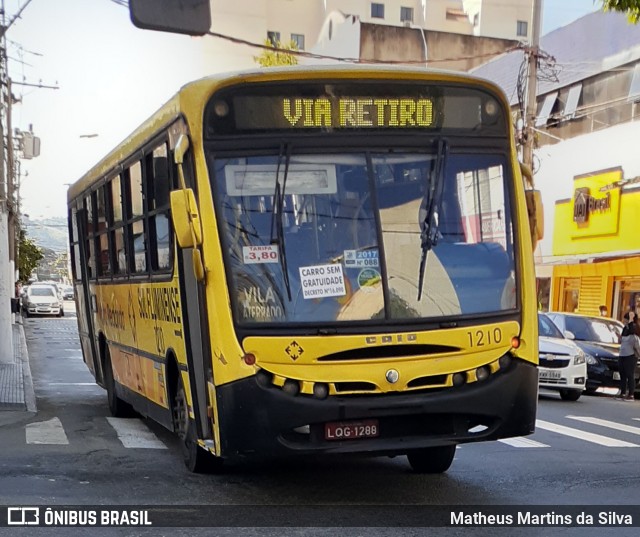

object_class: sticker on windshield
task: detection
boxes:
[299,264,346,300]
[243,245,279,264]
[357,268,382,292]
[344,249,379,268]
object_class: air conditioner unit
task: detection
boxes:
[403,21,411,27]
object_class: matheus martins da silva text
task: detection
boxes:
[450,511,633,526]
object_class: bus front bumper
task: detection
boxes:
[215,358,537,458]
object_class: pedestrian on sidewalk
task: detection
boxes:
[617,313,640,401]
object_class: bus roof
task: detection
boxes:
[67,64,509,204]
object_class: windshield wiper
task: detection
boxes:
[269,143,293,301]
[417,138,448,301]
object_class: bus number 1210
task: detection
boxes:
[467,328,503,347]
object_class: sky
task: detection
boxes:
[6,0,601,219]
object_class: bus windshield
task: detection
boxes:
[211,150,516,325]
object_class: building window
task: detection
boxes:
[267,31,280,46]
[291,33,305,50]
[563,84,582,120]
[535,92,558,127]
[473,13,479,27]
[628,63,640,102]
[400,6,413,23]
[371,3,384,19]
[517,20,528,37]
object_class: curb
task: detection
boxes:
[15,318,37,413]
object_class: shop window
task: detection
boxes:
[536,277,550,311]
[616,279,640,321]
[561,278,580,312]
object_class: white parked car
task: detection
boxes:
[22,284,64,318]
[538,312,587,401]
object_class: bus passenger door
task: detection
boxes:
[75,209,100,380]
[178,247,213,443]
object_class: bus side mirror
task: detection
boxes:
[129,0,211,36]
[170,188,203,248]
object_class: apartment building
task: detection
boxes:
[207,0,533,68]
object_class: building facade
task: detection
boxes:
[208,0,533,66]
[473,11,640,320]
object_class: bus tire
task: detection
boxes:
[406,445,456,474]
[104,347,134,418]
[173,375,223,474]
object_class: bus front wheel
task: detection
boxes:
[406,445,456,474]
[173,376,223,473]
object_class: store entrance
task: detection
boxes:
[613,278,640,321]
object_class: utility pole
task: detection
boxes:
[523,0,543,173]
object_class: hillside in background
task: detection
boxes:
[23,216,68,254]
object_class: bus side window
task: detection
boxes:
[149,144,172,271]
[127,161,148,273]
[85,194,96,280]
[111,175,128,274]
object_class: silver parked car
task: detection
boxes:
[538,313,587,401]
[22,284,64,318]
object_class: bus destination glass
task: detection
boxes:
[205,83,505,135]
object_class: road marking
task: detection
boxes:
[106,418,167,449]
[26,417,69,445]
[498,437,549,448]
[535,419,638,447]
[567,416,640,435]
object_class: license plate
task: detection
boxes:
[613,372,621,381]
[325,419,379,441]
[539,369,562,380]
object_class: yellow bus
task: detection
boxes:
[68,65,542,473]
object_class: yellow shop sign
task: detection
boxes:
[569,168,621,238]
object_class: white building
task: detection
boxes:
[204,0,534,70]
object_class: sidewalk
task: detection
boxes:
[0,317,37,412]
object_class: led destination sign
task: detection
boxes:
[206,82,505,135]
[281,97,434,128]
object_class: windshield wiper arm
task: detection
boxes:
[269,143,293,301]
[417,138,448,301]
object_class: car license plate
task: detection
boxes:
[539,369,562,380]
[613,372,621,381]
[325,419,379,441]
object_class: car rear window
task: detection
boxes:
[30,287,55,297]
